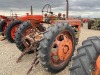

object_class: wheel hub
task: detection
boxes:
[51,33,73,64]
[58,36,72,61]
[63,45,69,54]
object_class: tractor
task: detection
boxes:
[0,6,43,42]
[6,12,43,43]
[83,18,90,23]
[88,18,100,30]
[0,9,18,35]
[70,36,100,75]
[13,0,82,74]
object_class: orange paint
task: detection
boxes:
[58,36,72,61]
[67,19,82,30]
[11,25,19,39]
[18,15,43,22]
[96,55,100,71]
[50,30,73,63]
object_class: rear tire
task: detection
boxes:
[70,36,100,75]
[6,20,22,43]
[0,19,7,32]
[88,20,93,29]
[15,21,45,52]
[38,22,76,73]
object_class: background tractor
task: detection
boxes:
[13,0,82,74]
[70,36,100,75]
[88,18,100,30]
[83,18,90,23]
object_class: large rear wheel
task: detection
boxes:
[15,21,45,52]
[70,36,100,75]
[6,20,23,43]
[38,22,76,73]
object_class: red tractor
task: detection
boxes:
[70,36,100,75]
[13,0,82,74]
[5,13,43,43]
[83,18,90,23]
[0,6,44,43]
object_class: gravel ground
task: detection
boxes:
[0,23,100,75]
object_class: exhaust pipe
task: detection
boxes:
[66,0,69,18]
[30,6,33,15]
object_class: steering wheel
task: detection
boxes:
[42,4,52,16]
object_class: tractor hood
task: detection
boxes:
[17,15,43,21]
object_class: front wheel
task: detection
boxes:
[38,22,76,73]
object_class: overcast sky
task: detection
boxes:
[0,0,100,18]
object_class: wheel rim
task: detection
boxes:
[21,26,34,48]
[11,25,19,39]
[22,27,33,37]
[50,30,73,66]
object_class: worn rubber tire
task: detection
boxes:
[0,19,7,32]
[88,20,93,29]
[6,20,22,43]
[38,22,76,73]
[70,36,100,75]
[15,21,45,52]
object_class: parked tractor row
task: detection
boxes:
[0,0,100,75]
[0,0,82,74]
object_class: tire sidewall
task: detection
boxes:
[0,19,7,32]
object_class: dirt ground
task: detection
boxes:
[0,23,100,75]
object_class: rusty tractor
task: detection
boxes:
[0,6,43,43]
[13,0,82,74]
[70,36,100,75]
[5,13,43,43]
[88,18,100,30]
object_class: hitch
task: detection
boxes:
[16,31,41,74]
[27,52,39,75]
